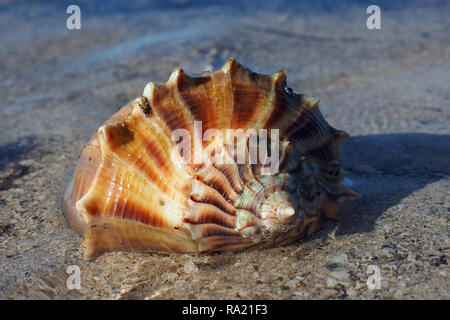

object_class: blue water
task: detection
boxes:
[0,0,448,138]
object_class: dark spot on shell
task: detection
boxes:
[263,229,272,238]
[105,122,134,151]
[140,96,152,116]
[284,86,294,97]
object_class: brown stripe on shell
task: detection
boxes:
[238,163,255,185]
[190,178,236,215]
[147,70,195,138]
[303,135,339,164]
[213,162,244,194]
[228,62,274,129]
[227,138,255,184]
[252,71,286,129]
[80,178,168,230]
[82,217,197,260]
[185,199,236,228]
[198,236,256,252]
[195,163,240,203]
[63,102,136,235]
[186,223,241,240]
[289,112,331,143]
[240,182,266,213]
[76,142,187,233]
[263,83,327,143]
[262,71,299,135]
[282,98,328,140]
[176,72,217,133]
[211,145,244,193]
[210,60,234,130]
[99,106,190,202]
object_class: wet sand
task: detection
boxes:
[0,0,449,299]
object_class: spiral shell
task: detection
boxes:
[63,58,360,260]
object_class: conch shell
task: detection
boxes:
[63,58,360,260]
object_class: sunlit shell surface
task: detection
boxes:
[63,58,360,260]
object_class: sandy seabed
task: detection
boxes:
[0,1,448,299]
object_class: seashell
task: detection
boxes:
[63,58,360,260]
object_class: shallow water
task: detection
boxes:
[0,0,449,299]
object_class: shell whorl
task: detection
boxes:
[63,58,360,259]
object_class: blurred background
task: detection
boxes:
[0,0,448,299]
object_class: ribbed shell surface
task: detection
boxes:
[63,59,359,260]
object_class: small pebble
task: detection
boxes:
[183,261,198,274]
[355,282,366,290]
[166,272,178,281]
[346,288,357,297]
[381,279,391,289]
[285,276,302,288]
[319,289,339,299]
[330,270,350,281]
[393,290,405,299]
[293,290,310,298]
[327,277,338,288]
[362,253,374,262]
[331,253,348,264]
[237,289,249,298]
[18,159,36,167]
